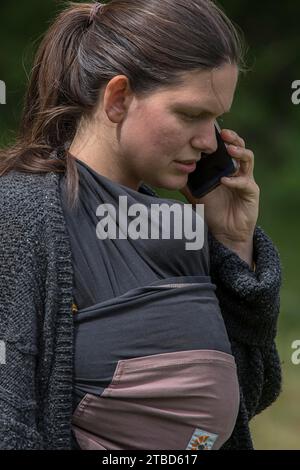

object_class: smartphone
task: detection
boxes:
[187,121,239,198]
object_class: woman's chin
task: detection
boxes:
[154,175,188,191]
[168,173,189,189]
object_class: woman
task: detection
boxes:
[0,0,282,450]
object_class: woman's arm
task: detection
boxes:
[0,202,45,449]
[208,225,283,448]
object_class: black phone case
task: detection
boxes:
[187,125,238,199]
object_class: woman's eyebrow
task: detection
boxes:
[175,102,231,115]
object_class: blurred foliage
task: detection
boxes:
[0,0,299,449]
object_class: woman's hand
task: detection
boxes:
[179,129,260,265]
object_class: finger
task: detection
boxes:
[221,129,246,148]
[227,145,254,176]
[221,129,246,147]
[221,175,258,193]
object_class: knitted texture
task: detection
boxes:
[0,165,282,450]
[208,228,283,449]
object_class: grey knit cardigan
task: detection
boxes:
[0,168,282,450]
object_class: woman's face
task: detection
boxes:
[111,63,239,190]
[72,63,239,191]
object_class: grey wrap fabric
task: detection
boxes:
[0,147,282,449]
[59,158,240,450]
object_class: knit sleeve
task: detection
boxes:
[208,225,282,348]
[208,225,283,448]
[0,200,45,449]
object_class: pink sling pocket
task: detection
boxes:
[72,349,240,450]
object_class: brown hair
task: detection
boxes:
[0,0,248,210]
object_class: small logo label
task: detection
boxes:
[186,428,218,450]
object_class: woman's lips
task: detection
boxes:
[174,160,197,173]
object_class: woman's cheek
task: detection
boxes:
[152,126,185,154]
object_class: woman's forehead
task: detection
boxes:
[150,64,238,115]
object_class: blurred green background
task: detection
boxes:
[0,0,299,449]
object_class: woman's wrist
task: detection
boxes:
[212,235,255,270]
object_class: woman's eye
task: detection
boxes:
[181,113,202,120]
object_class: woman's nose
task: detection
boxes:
[191,124,218,155]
